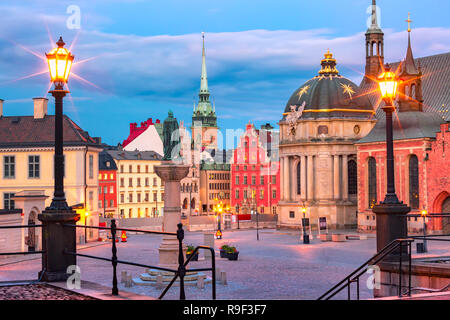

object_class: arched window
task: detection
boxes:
[368,157,377,208]
[348,160,357,195]
[409,155,419,209]
[411,84,416,99]
[296,162,301,195]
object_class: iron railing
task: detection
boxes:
[318,238,414,300]
[63,219,216,300]
[0,224,45,286]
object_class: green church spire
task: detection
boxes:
[192,32,217,127]
[200,32,209,96]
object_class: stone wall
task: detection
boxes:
[0,210,23,258]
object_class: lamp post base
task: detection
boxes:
[38,209,79,282]
[373,202,410,255]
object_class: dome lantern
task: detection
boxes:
[318,49,339,76]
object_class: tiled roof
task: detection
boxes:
[356,111,445,144]
[99,150,118,171]
[360,52,450,121]
[0,115,99,148]
[106,149,162,161]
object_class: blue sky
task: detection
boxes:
[0,0,449,145]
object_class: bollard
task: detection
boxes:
[215,267,221,281]
[197,274,205,289]
[121,271,128,284]
[125,274,133,288]
[156,274,163,287]
[220,271,227,285]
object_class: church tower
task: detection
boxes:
[397,13,424,112]
[364,0,384,81]
[191,33,218,151]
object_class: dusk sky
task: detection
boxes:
[1,0,449,145]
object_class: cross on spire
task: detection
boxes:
[406,12,412,33]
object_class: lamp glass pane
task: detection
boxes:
[63,60,72,81]
[48,58,57,81]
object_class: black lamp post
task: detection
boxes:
[372,64,410,253]
[301,204,310,244]
[46,37,74,211]
[38,37,79,282]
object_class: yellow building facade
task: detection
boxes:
[0,98,102,242]
[107,150,165,218]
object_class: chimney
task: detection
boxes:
[33,98,48,119]
[0,99,3,117]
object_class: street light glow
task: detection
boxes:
[46,37,74,84]
[378,65,398,102]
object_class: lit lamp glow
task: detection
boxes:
[46,37,74,85]
[378,66,398,104]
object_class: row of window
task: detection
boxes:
[119,207,161,218]
[99,173,115,180]
[208,192,230,200]
[3,155,95,179]
[234,189,277,200]
[208,173,230,180]
[119,177,163,188]
[367,155,419,209]
[235,175,276,185]
[4,155,40,179]
[99,185,115,194]
[119,192,163,204]
[181,183,198,193]
[209,182,230,191]
[120,164,154,174]
[99,199,115,208]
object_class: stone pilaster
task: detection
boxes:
[342,154,349,201]
[334,154,340,200]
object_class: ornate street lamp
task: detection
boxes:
[38,37,79,281]
[301,203,309,244]
[420,209,428,252]
[372,64,410,253]
[45,37,74,211]
[214,199,223,239]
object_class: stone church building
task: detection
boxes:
[278,0,450,231]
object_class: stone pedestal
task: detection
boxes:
[133,162,211,287]
[38,209,80,282]
[155,162,190,268]
[372,203,410,255]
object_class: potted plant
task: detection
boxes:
[186,244,198,261]
[226,246,239,261]
[219,244,229,258]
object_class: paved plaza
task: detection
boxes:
[1,229,449,300]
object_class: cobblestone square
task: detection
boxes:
[1,229,448,300]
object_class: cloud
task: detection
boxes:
[0,1,449,143]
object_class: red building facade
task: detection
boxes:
[231,123,280,215]
[99,151,118,218]
[427,122,450,231]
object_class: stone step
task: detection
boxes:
[139,272,202,282]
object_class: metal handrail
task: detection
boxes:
[318,238,414,300]
[0,224,44,256]
[64,219,216,300]
[0,224,42,229]
[64,223,176,236]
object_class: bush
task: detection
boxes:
[225,246,237,254]
[186,244,195,254]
